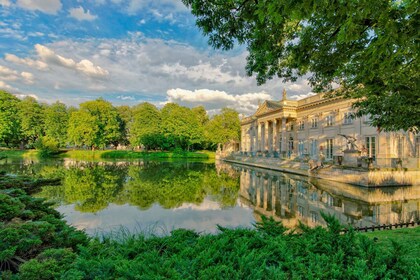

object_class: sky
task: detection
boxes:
[0,0,314,116]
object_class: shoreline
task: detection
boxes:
[223,157,420,187]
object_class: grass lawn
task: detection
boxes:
[63,149,214,160]
[0,149,38,159]
[362,226,420,259]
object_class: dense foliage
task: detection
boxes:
[182,0,419,131]
[0,91,240,151]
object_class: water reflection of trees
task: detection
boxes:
[237,165,420,229]
[39,161,240,213]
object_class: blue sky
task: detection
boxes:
[0,0,313,115]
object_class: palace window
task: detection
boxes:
[364,114,372,123]
[298,205,304,217]
[365,136,376,159]
[310,211,319,223]
[298,140,305,156]
[298,121,305,130]
[326,138,333,159]
[343,112,354,124]
[311,118,318,128]
[325,115,334,126]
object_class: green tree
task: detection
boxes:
[44,102,69,147]
[18,96,44,147]
[0,91,21,147]
[67,99,124,149]
[129,102,162,150]
[182,0,419,131]
[160,103,204,151]
[205,108,240,149]
[116,105,132,146]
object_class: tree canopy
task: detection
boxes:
[0,90,21,147]
[182,0,419,131]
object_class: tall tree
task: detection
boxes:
[116,105,132,145]
[129,102,162,150]
[182,0,419,131]
[160,103,204,151]
[18,96,44,147]
[0,91,21,147]
[67,99,124,149]
[205,108,240,149]
[44,101,69,147]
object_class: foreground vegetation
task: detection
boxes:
[1,174,419,279]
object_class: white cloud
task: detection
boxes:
[16,0,62,15]
[34,44,109,77]
[21,71,34,84]
[1,36,312,108]
[0,65,35,85]
[76,59,109,77]
[289,92,316,100]
[0,80,14,90]
[117,95,135,100]
[0,0,11,7]
[14,93,39,100]
[0,65,17,76]
[5,53,49,70]
[164,88,273,115]
[69,7,98,21]
[161,61,249,85]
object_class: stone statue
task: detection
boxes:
[338,134,358,151]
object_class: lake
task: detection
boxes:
[1,158,419,236]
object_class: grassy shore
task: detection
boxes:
[0,149,215,161]
[0,149,38,160]
[363,227,420,260]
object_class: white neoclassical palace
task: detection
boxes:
[240,89,420,169]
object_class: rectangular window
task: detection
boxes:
[298,205,304,217]
[310,211,318,223]
[298,140,305,156]
[366,136,376,159]
[416,136,420,158]
[325,115,334,126]
[311,118,318,128]
[298,121,305,130]
[326,138,333,159]
[364,114,372,123]
[310,139,318,157]
[343,112,353,125]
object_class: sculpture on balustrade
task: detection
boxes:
[338,134,358,151]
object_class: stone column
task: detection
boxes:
[256,123,261,152]
[265,121,269,151]
[273,119,277,152]
[281,117,287,154]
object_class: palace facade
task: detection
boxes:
[240,90,420,169]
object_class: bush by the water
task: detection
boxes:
[1,177,419,279]
[34,136,60,158]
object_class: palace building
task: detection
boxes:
[240,89,420,169]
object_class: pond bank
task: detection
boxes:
[0,149,215,161]
[223,156,420,187]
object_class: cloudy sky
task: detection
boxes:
[0,0,314,115]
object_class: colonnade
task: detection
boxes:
[241,117,290,153]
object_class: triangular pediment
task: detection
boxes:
[254,101,281,116]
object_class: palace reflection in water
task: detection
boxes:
[234,164,420,229]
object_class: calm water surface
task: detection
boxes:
[1,158,419,236]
